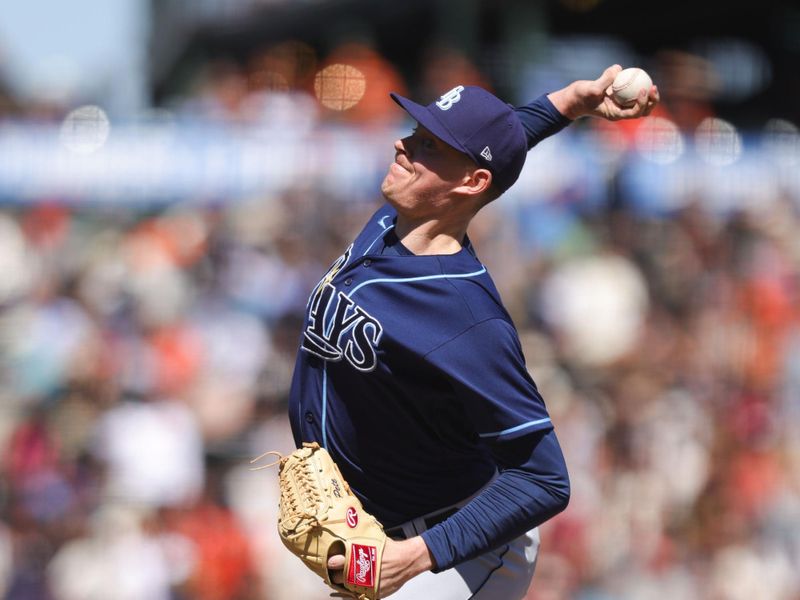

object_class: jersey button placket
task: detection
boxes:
[363,259,372,267]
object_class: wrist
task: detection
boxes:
[546,83,581,121]
[403,536,436,576]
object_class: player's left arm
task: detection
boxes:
[327,528,436,597]
[420,428,569,572]
[408,317,569,572]
[344,430,569,595]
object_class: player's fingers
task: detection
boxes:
[328,554,345,569]
[327,554,345,584]
[610,97,649,120]
[642,85,660,116]
[622,87,651,116]
[327,555,345,569]
[597,64,622,93]
[635,88,649,109]
[650,85,660,103]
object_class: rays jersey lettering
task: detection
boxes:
[302,246,383,372]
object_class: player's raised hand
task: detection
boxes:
[548,64,659,121]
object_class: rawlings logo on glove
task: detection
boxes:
[253,442,387,599]
[349,544,377,587]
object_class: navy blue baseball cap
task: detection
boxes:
[390,85,528,194]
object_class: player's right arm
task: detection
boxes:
[514,64,659,151]
[546,64,659,121]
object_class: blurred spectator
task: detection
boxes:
[160,459,256,600]
[653,49,720,132]
[247,41,318,94]
[91,396,204,508]
[418,42,491,101]
[539,251,649,366]
[185,60,251,123]
[47,504,187,600]
[314,41,407,126]
[0,68,20,117]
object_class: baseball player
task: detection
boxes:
[288,65,658,599]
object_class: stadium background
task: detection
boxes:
[1,1,800,598]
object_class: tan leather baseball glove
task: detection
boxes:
[254,442,387,599]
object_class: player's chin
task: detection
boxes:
[380,182,403,209]
[380,173,401,197]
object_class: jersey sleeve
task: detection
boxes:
[514,94,572,150]
[421,428,570,571]
[425,318,552,441]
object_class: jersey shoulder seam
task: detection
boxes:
[435,253,510,320]
[423,316,512,359]
[438,255,478,322]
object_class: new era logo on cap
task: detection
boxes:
[390,85,527,193]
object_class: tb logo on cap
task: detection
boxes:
[436,85,465,111]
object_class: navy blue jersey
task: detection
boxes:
[289,204,552,527]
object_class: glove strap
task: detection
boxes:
[249,450,284,470]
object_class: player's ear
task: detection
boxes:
[454,168,492,197]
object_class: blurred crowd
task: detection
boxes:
[2,33,800,600]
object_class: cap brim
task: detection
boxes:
[390,92,472,159]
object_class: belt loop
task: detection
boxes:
[412,516,426,536]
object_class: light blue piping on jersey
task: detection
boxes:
[478,417,551,439]
[361,223,395,256]
[322,365,329,448]
[348,267,487,297]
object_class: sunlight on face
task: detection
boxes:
[380,125,477,217]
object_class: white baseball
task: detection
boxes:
[610,67,652,107]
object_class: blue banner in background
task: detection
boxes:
[0,119,798,216]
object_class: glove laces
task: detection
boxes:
[250,445,324,522]
[290,457,324,519]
